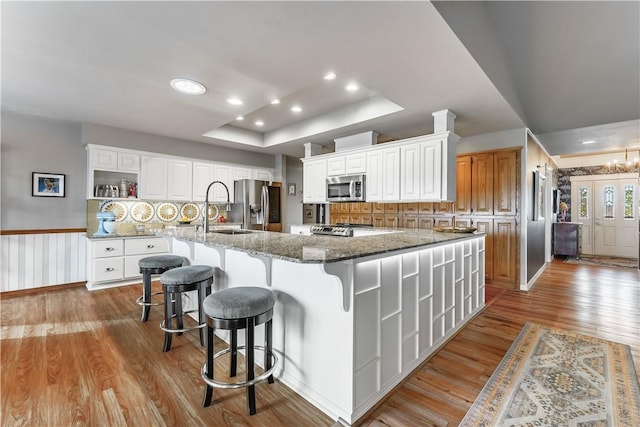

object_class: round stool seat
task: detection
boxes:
[160,265,215,285]
[139,254,183,269]
[204,287,275,320]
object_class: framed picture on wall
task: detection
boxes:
[533,170,545,220]
[32,172,65,197]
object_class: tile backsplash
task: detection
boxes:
[86,199,229,235]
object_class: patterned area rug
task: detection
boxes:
[564,255,638,269]
[461,323,640,426]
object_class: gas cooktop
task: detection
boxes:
[310,223,373,237]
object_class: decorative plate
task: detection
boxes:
[101,201,127,221]
[180,203,200,222]
[205,204,219,221]
[157,202,179,222]
[131,201,154,223]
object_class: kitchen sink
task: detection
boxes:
[209,229,253,235]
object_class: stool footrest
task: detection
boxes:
[201,345,278,390]
[160,309,206,334]
[135,291,164,307]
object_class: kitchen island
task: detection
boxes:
[160,228,485,425]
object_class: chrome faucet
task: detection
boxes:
[203,181,232,233]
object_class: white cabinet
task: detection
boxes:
[192,162,215,202]
[214,164,234,203]
[233,167,252,181]
[302,159,327,203]
[419,139,443,200]
[87,145,140,198]
[400,138,443,201]
[327,156,346,176]
[345,152,366,174]
[254,169,273,182]
[167,159,193,201]
[290,225,313,235]
[123,237,170,278]
[367,147,400,201]
[139,156,168,199]
[87,236,170,290]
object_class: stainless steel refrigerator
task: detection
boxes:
[229,179,281,231]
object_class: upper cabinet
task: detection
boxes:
[167,158,193,201]
[303,132,456,204]
[302,158,327,203]
[87,146,140,198]
[455,150,518,217]
[139,156,168,199]
[86,144,274,202]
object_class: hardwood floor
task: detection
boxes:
[1,260,638,426]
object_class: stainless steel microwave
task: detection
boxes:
[326,174,366,202]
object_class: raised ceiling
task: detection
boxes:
[2,1,638,158]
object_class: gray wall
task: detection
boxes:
[1,112,277,230]
[526,134,550,282]
[82,123,275,168]
[284,155,303,232]
[1,112,87,229]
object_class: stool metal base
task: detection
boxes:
[160,309,207,334]
[135,291,163,307]
[200,345,278,389]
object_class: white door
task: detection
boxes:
[593,178,638,257]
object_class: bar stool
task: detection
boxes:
[201,286,278,416]
[159,265,214,352]
[137,255,184,322]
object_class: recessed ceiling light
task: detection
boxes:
[581,140,596,144]
[255,120,264,127]
[323,72,337,80]
[170,78,206,95]
[226,97,244,106]
[345,82,359,92]
[290,105,302,113]
[236,116,244,121]
[271,99,281,105]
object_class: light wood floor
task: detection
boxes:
[1,260,638,426]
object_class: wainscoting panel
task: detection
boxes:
[1,232,87,292]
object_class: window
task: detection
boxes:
[578,186,589,220]
[623,184,635,219]
[603,185,615,219]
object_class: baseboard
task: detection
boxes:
[0,281,87,299]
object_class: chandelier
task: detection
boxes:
[608,148,639,173]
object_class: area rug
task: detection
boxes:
[564,255,638,269]
[460,323,640,426]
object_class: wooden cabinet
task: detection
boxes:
[253,169,273,182]
[493,151,517,215]
[493,218,517,283]
[87,146,140,199]
[472,154,494,215]
[452,149,519,286]
[302,159,327,203]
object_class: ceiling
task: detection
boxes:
[2,1,639,158]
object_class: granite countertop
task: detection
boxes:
[159,228,484,264]
[86,232,159,240]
